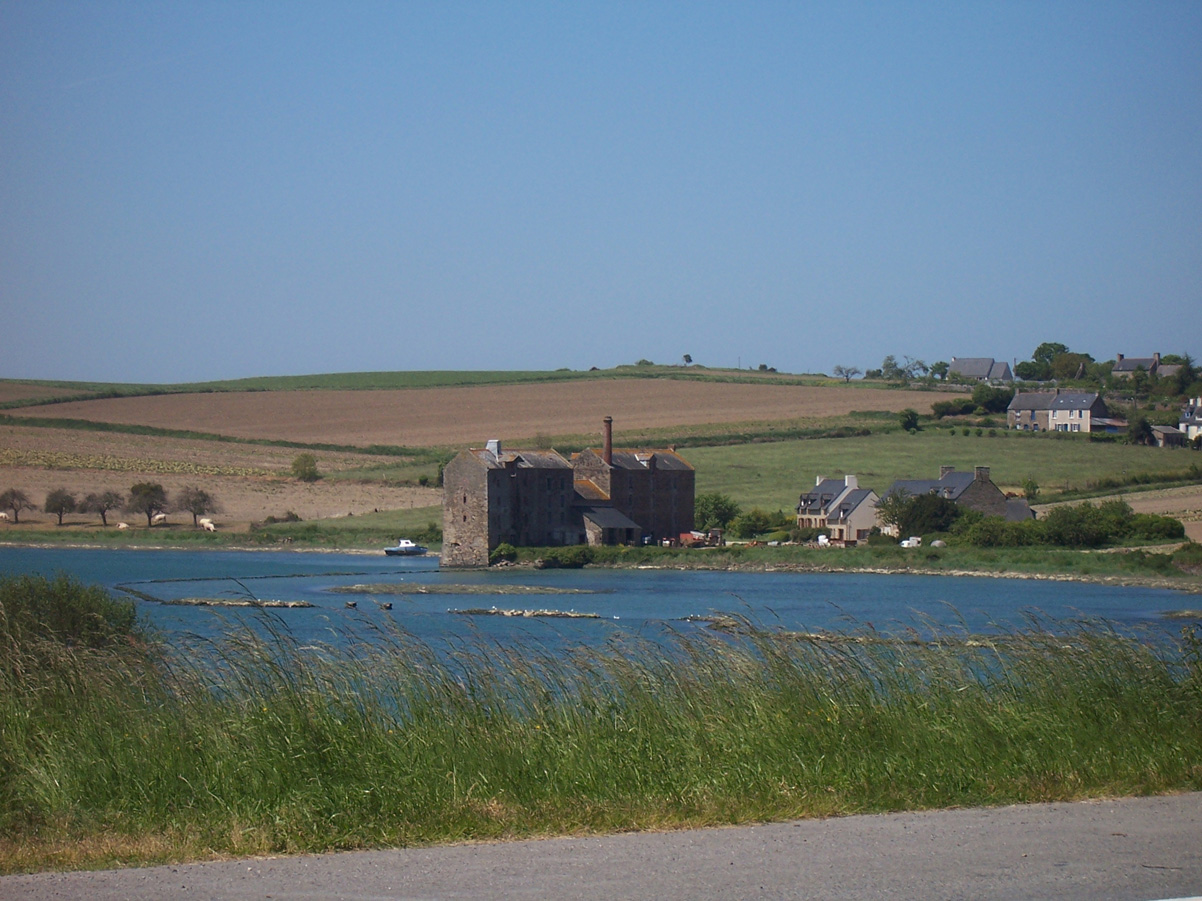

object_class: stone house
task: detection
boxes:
[441,417,695,567]
[880,466,1022,535]
[795,475,879,545]
[1112,352,1161,379]
[1007,390,1109,433]
[949,357,1013,382]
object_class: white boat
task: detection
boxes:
[384,538,428,557]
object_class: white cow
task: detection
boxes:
[202,521,217,532]
[117,522,129,530]
[151,513,168,525]
[0,511,8,521]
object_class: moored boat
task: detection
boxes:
[384,538,428,556]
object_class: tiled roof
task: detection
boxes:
[581,449,694,471]
[470,448,572,469]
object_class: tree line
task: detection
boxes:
[0,484,219,527]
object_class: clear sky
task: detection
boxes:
[3,2,1200,384]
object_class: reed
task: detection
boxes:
[2,576,1200,873]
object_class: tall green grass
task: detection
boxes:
[2,575,1200,873]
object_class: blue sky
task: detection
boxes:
[3,2,1200,383]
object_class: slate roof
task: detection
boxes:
[1113,356,1158,372]
[578,506,641,530]
[1005,498,1035,522]
[949,358,996,379]
[1008,391,1101,412]
[469,448,573,470]
[582,449,694,471]
[824,488,876,524]
[884,471,976,501]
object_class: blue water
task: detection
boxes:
[0,546,1191,647]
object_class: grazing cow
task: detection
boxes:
[151,513,168,525]
[0,512,8,521]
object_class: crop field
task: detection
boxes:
[13,380,963,447]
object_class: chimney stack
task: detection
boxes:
[940,465,954,479]
[974,466,990,483]
[603,416,613,466]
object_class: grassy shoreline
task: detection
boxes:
[3,573,1202,875]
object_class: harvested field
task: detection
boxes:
[0,466,438,528]
[16,381,963,447]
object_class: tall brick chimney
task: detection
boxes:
[603,416,613,466]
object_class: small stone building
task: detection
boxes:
[1007,390,1109,433]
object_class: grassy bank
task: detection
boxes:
[2,575,1201,873]
[509,542,1202,591]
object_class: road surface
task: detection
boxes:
[3,793,1200,900]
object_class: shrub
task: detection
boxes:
[0,573,141,649]
[932,399,976,419]
[489,542,518,565]
[291,453,320,482]
[536,546,593,569]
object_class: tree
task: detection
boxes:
[1032,342,1070,366]
[176,486,219,527]
[880,355,904,382]
[43,488,77,526]
[291,453,320,482]
[1014,360,1048,381]
[971,383,1015,414]
[1022,477,1040,503]
[125,482,169,527]
[901,356,929,380]
[0,488,35,524]
[832,365,862,383]
[874,489,912,533]
[897,493,962,536]
[1127,415,1155,447]
[1173,352,1197,396]
[898,408,920,432]
[79,490,124,526]
[694,492,742,530]
[682,353,692,366]
[929,361,949,380]
[1049,352,1093,381]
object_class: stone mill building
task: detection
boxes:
[441,417,695,567]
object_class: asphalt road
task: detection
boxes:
[3,793,1200,900]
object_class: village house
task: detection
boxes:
[795,475,878,545]
[879,466,1030,535]
[1007,389,1110,433]
[1112,352,1161,379]
[948,357,1013,382]
[441,417,695,567]
[1180,397,1202,444]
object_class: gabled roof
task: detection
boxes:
[1008,391,1101,412]
[988,361,1013,381]
[1113,357,1158,372]
[797,478,877,518]
[885,471,976,501]
[825,489,876,523]
[949,358,997,379]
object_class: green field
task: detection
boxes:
[690,429,1201,511]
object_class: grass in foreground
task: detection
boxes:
[2,575,1201,874]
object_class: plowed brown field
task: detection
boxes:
[18,381,963,446]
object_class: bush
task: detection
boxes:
[1128,513,1186,541]
[932,398,976,419]
[291,453,320,482]
[489,542,518,565]
[536,546,593,569]
[0,573,141,649]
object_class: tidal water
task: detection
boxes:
[0,546,1191,648]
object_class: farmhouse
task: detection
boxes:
[795,475,878,545]
[948,357,1013,382]
[441,417,695,567]
[1007,390,1109,433]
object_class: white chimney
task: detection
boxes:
[844,475,858,489]
[486,439,501,458]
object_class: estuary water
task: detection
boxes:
[0,545,1192,648]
